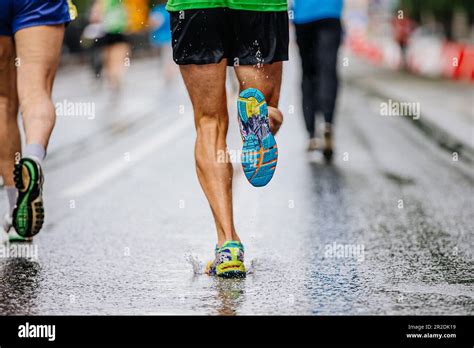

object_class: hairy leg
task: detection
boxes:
[0,36,20,186]
[15,25,65,149]
[234,62,284,135]
[179,60,239,247]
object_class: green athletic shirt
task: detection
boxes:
[166,0,288,12]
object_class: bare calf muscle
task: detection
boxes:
[180,61,239,246]
[15,25,65,148]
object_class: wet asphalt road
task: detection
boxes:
[0,50,473,315]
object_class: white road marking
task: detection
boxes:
[61,117,192,197]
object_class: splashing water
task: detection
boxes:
[255,50,263,68]
[246,259,258,275]
[185,254,204,275]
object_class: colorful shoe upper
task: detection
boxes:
[206,240,246,278]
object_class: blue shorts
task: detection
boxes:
[0,0,74,36]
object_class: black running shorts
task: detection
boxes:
[100,33,129,46]
[169,8,289,66]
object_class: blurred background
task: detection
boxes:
[64,0,474,80]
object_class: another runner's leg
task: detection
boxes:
[16,25,64,152]
[295,23,319,151]
[179,60,240,247]
[12,25,65,237]
[317,21,342,162]
[0,36,21,233]
[105,41,130,92]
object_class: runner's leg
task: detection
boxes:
[316,20,342,127]
[15,25,65,149]
[105,41,129,91]
[234,62,284,135]
[11,25,64,237]
[295,22,318,139]
[0,36,20,214]
[179,60,239,247]
[316,20,342,161]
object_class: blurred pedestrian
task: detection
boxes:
[149,1,175,84]
[293,0,344,161]
[0,0,77,241]
[392,11,415,69]
[89,0,132,94]
[81,13,106,79]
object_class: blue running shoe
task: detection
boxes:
[237,88,278,187]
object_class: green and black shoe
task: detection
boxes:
[3,213,32,242]
[12,157,45,238]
